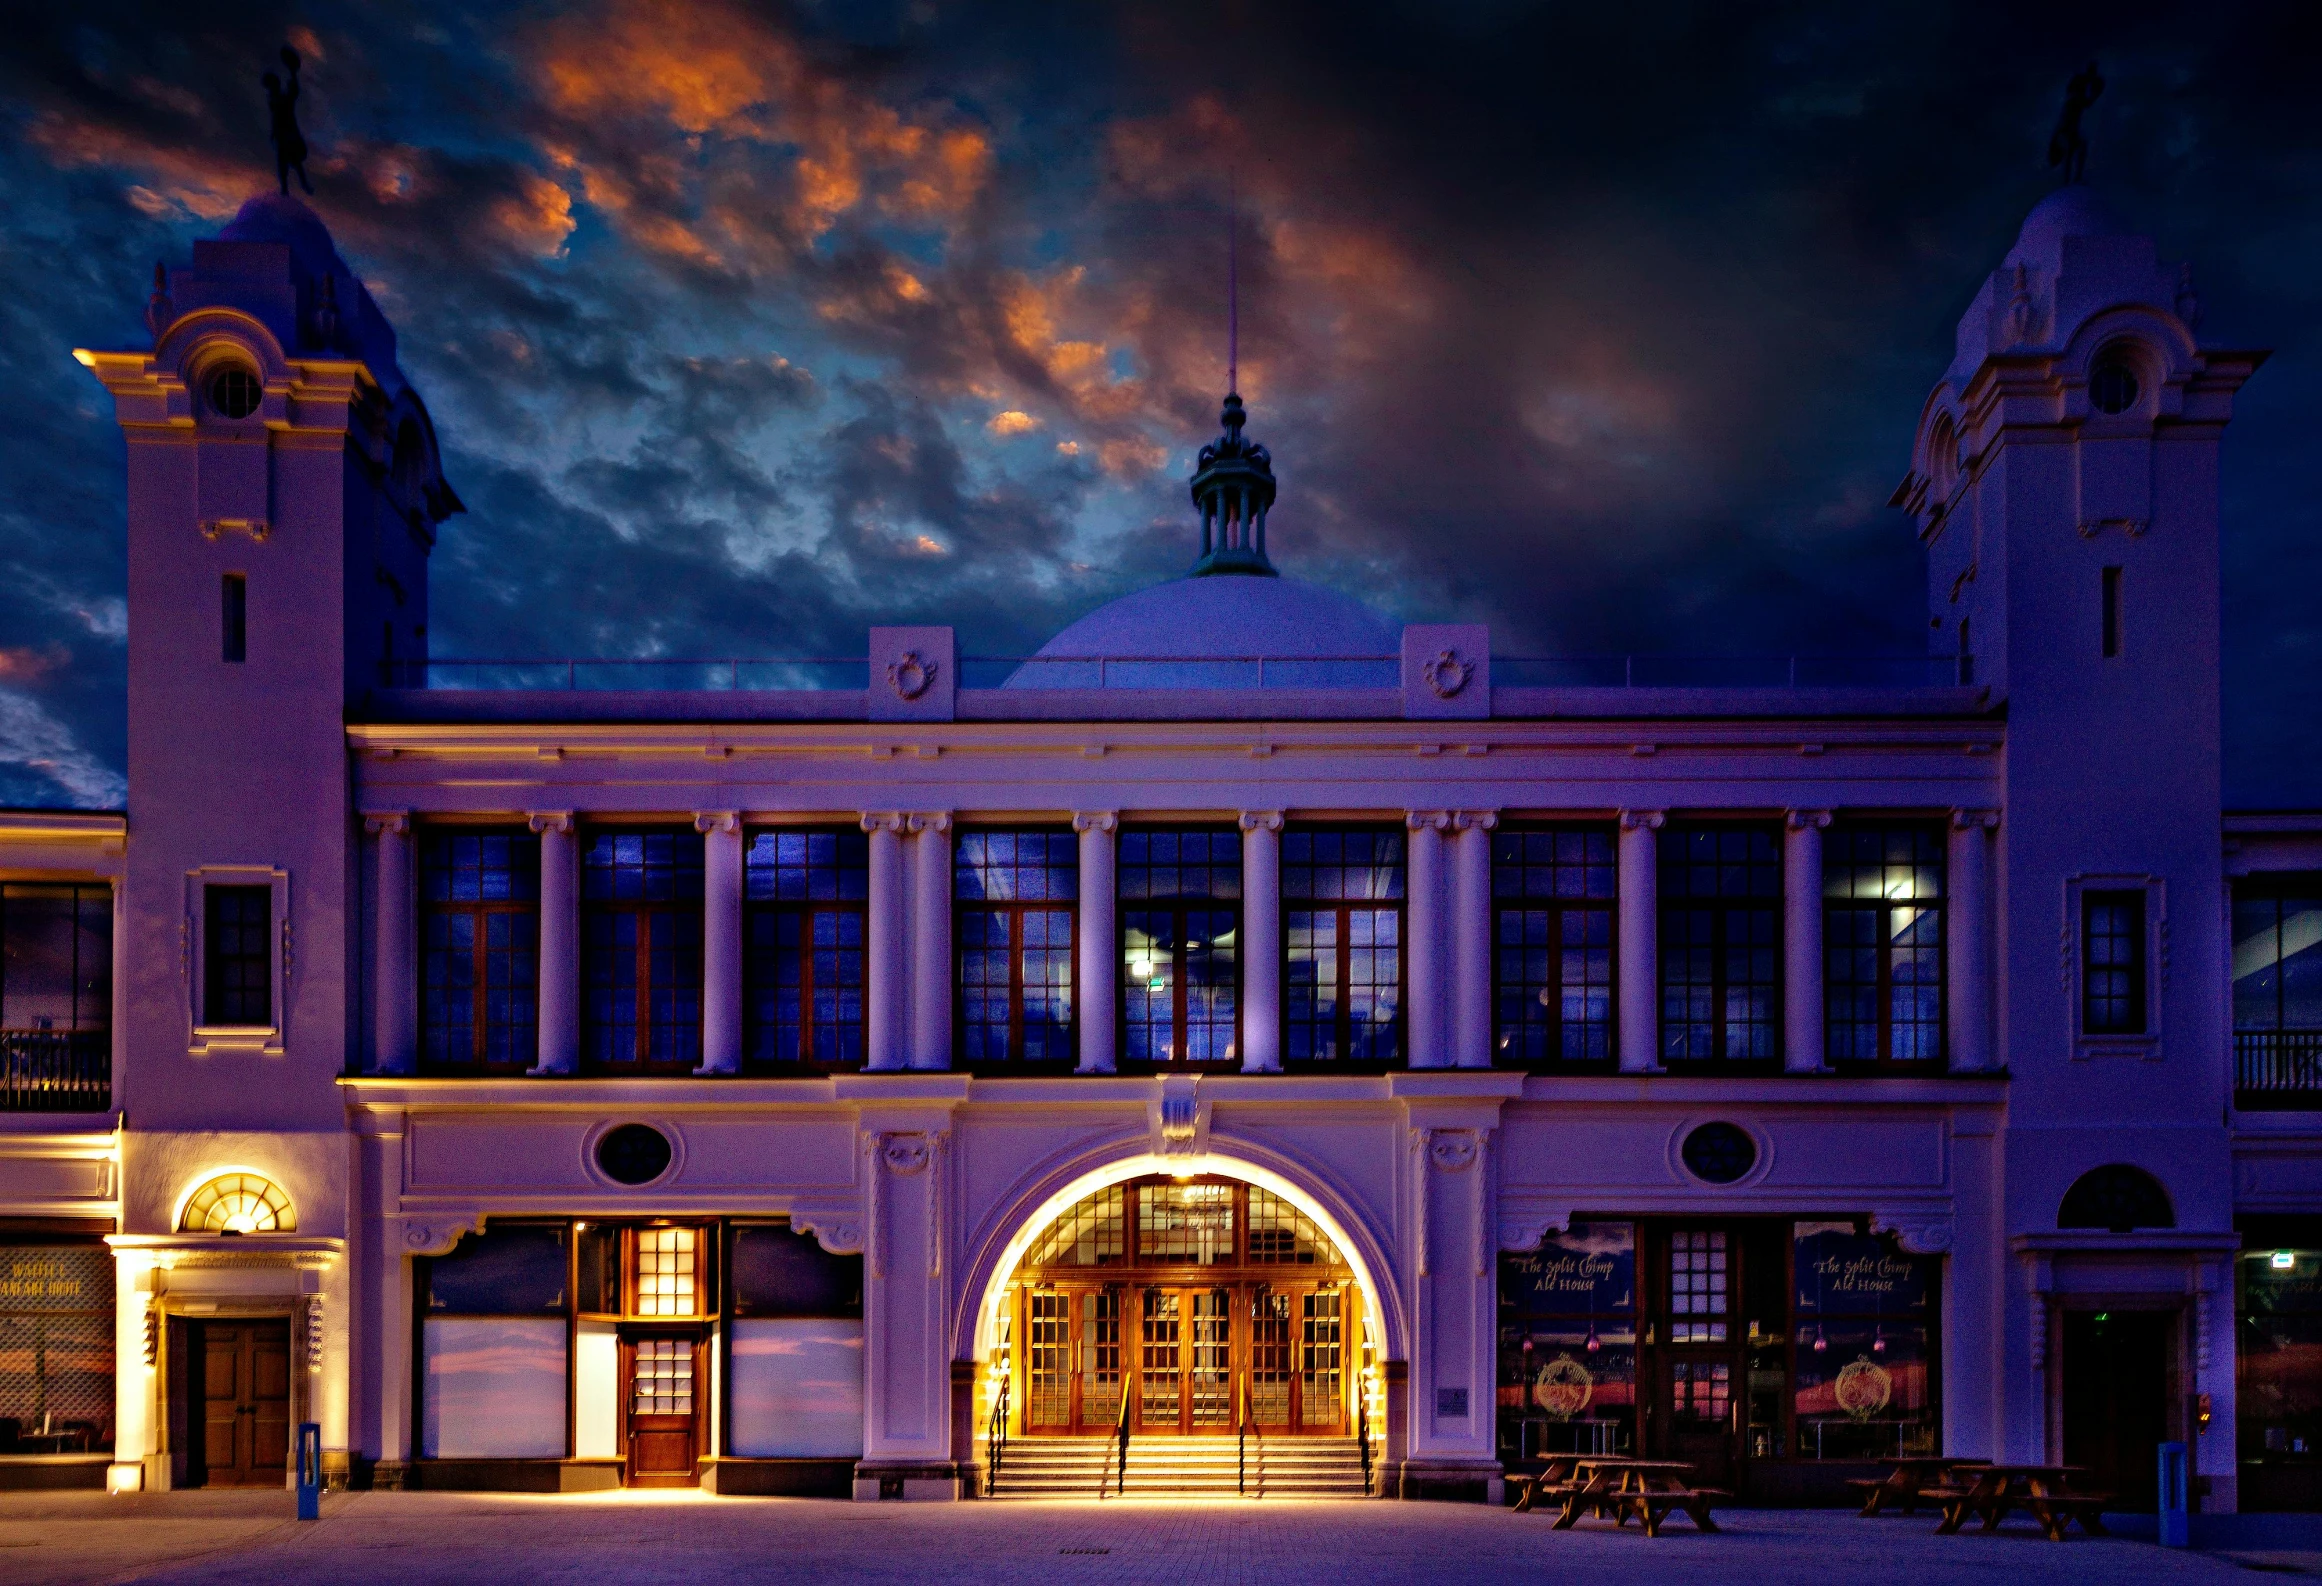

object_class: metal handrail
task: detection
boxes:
[1358,1384,1373,1495]
[1104,1389,1131,1498]
[1237,1377,1247,1497]
[984,1376,1009,1496]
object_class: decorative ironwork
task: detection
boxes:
[0,1031,110,1112]
[2237,1029,2322,1108]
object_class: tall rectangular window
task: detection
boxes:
[743,829,867,1067]
[2082,889,2147,1035]
[581,830,704,1068]
[955,830,1076,1064]
[420,831,540,1070]
[2101,565,2123,658]
[1823,823,1945,1065]
[1491,825,1616,1065]
[203,885,272,1026]
[1119,828,1241,1064]
[0,883,112,1036]
[221,573,246,663]
[1658,823,1781,1064]
[1283,827,1405,1064]
[2235,882,2322,1033]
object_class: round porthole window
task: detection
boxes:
[1681,1122,1757,1185]
[596,1123,673,1186]
[208,366,263,420]
[2088,356,2141,416]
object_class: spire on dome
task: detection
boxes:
[1189,187,1278,577]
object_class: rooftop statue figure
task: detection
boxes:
[262,45,313,197]
[2047,60,2104,185]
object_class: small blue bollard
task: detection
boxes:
[295,1422,322,1522]
[2157,1440,2190,1548]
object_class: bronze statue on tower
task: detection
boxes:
[2047,61,2104,185]
[263,45,313,197]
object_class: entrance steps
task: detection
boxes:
[985,1434,1371,1499]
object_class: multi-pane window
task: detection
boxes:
[743,830,866,1067]
[0,884,112,1036]
[1491,826,1616,1065]
[1823,824,1944,1065]
[1120,829,1241,1064]
[1137,1181,1236,1264]
[1667,1230,1729,1343]
[634,1227,699,1316]
[582,831,704,1068]
[203,885,272,1026]
[2234,882,2322,1034]
[1246,1189,1331,1265]
[1659,824,1781,1064]
[1283,828,1405,1064]
[419,831,539,1070]
[955,830,1076,1064]
[2082,890,2146,1035]
[631,1337,693,1414]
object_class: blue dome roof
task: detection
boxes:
[1007,575,1398,689]
[218,193,350,282]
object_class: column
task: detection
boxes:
[529,812,577,1074]
[365,812,415,1075]
[107,1251,159,1490]
[1074,812,1117,1074]
[1405,813,1449,1068]
[863,814,906,1070]
[1239,811,1284,1073]
[696,812,742,1075]
[1452,812,1497,1067]
[1948,810,1996,1072]
[910,813,952,1069]
[1784,809,1830,1073]
[1617,810,1662,1073]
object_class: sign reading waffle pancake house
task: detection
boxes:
[5,159,2318,1516]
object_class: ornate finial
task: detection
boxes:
[1189,179,1277,577]
[144,261,174,342]
[263,44,314,197]
[2047,61,2104,185]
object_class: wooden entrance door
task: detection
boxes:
[1657,1354,1739,1488]
[1135,1286,1235,1432]
[1024,1287,1125,1434]
[197,1321,290,1487]
[2061,1309,2174,1509]
[1650,1228,1741,1488]
[621,1330,704,1486]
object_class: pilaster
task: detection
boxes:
[1239,811,1284,1074]
[1073,812,1117,1075]
[528,812,576,1075]
[1617,811,1663,1073]
[1784,809,1830,1073]
[695,811,742,1075]
[363,811,414,1076]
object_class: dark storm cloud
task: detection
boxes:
[1,0,2318,808]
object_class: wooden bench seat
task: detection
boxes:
[2019,1491,2113,1541]
[1847,1474,1928,1516]
[1617,1487,1727,1537]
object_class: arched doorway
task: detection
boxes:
[1001,1173,1365,1438]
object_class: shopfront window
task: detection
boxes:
[1499,1224,1637,1463]
[420,1225,570,1460]
[2241,1241,2322,1503]
[727,1224,864,1459]
[0,1242,113,1455]
[1793,1222,1938,1461]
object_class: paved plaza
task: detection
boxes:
[0,1493,2306,1586]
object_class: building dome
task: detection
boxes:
[2004,185,2131,274]
[1006,574,1398,689]
[218,193,350,281]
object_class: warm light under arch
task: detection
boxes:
[177,1170,296,1234]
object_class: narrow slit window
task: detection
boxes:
[221,574,247,663]
[2101,566,2122,658]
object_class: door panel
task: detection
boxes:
[624,1332,704,1487]
[201,1330,244,1484]
[1025,1291,1073,1429]
[1660,1355,1738,1488]
[2062,1309,2172,1509]
[1138,1289,1182,1430]
[1188,1289,1233,1428]
[195,1322,292,1487]
[1300,1289,1345,1431]
[251,1328,292,1473]
[1250,1289,1294,1428]
[1079,1289,1123,1431]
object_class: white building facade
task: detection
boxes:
[2,180,2316,1512]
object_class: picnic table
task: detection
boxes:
[1544,1457,1724,1536]
[1927,1463,2112,1541]
[1848,1455,1971,1517]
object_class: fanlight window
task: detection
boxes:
[180,1172,296,1234]
[2057,1164,2173,1233]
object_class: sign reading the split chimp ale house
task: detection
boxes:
[1502,1223,1635,1315]
[1794,1224,1932,1316]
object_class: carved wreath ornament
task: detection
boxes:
[1421,648,1473,699]
[881,1135,931,1175]
[886,651,936,700]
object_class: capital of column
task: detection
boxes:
[693,810,740,835]
[1405,810,1452,832]
[1237,810,1284,833]
[1785,808,1833,831]
[526,810,573,835]
[859,812,907,834]
[909,811,953,834]
[1618,808,1665,831]
[361,810,410,836]
[1070,810,1117,834]
[1950,807,2000,831]
[1453,809,1499,832]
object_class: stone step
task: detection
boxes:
[987,1436,1371,1498]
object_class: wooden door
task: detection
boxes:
[1136,1287,1183,1431]
[1657,1354,1739,1488]
[2061,1309,2173,1509]
[197,1322,290,1487]
[1296,1287,1348,1432]
[1134,1287,1237,1433]
[622,1330,704,1487]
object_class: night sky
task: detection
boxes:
[2,3,2316,810]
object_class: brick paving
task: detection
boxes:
[0,1491,2271,1586]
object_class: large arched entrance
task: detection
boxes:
[1000,1172,1367,1438]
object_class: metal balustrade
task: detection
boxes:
[2237,1029,2322,1109]
[0,1030,112,1112]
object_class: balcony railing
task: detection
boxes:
[0,1030,112,1112]
[2237,1029,2322,1109]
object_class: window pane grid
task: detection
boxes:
[1821,823,1945,1066]
[631,1336,693,1414]
[204,885,272,1026]
[0,883,113,1035]
[2233,884,2322,1033]
[634,1227,697,1317]
[420,833,540,1070]
[1659,825,1781,1064]
[1492,826,1616,1065]
[956,831,1077,1064]
[1668,1230,1729,1343]
[1284,829,1404,1065]
[582,831,705,1068]
[744,830,867,1067]
[2083,890,2146,1034]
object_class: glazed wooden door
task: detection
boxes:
[1296,1287,1348,1432]
[1136,1287,1184,1431]
[622,1331,704,1486]
[1651,1228,1741,1488]
[198,1322,290,1487]
[2062,1309,2173,1509]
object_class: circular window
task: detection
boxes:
[596,1123,673,1186]
[2088,357,2141,416]
[208,366,263,420]
[1680,1122,1757,1185]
